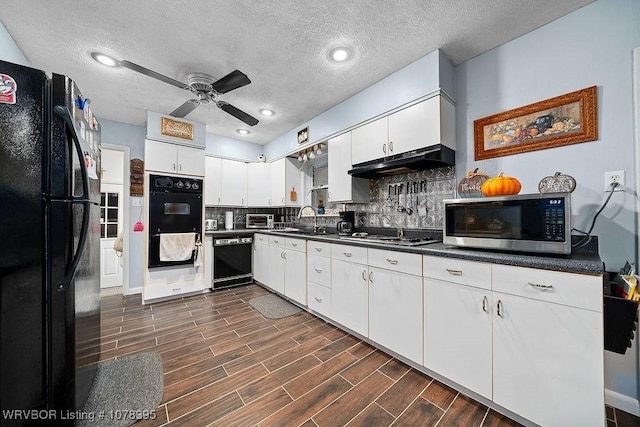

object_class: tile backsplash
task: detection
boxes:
[352,166,455,230]
[205,166,455,231]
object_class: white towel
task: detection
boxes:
[159,233,195,262]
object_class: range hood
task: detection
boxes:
[348,144,455,179]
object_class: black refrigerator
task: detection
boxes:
[0,60,101,420]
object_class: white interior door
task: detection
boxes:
[100,183,124,288]
[100,148,125,289]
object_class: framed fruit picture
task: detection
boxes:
[474,86,598,160]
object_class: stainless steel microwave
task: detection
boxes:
[246,213,274,229]
[443,193,571,255]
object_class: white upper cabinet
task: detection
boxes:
[350,95,456,165]
[206,157,300,207]
[204,156,222,205]
[328,132,369,203]
[388,95,456,153]
[144,139,205,176]
[270,157,302,207]
[247,162,271,207]
[219,158,248,206]
[351,117,388,165]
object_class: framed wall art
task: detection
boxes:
[474,86,598,160]
[161,116,194,140]
[297,126,309,145]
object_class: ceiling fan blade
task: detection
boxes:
[217,101,259,126]
[211,70,251,94]
[170,100,200,118]
[119,60,189,90]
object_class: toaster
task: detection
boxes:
[205,219,218,231]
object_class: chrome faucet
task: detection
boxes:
[298,205,319,233]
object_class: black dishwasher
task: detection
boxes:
[213,236,253,289]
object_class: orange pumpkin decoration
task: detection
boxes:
[481,172,522,196]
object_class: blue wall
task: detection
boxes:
[461,0,640,409]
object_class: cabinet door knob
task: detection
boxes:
[315,268,322,273]
[362,270,366,281]
[386,258,398,265]
[496,299,503,317]
[315,296,322,303]
[172,163,176,170]
[344,252,352,257]
[389,141,393,152]
[369,271,374,282]
[528,282,554,290]
[482,296,488,313]
[382,144,387,155]
[315,247,322,252]
[446,268,463,276]
[292,242,298,247]
[178,164,182,171]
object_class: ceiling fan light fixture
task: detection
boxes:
[259,109,275,116]
[237,128,250,135]
[91,52,118,67]
[328,46,353,63]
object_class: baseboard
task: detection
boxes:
[126,286,142,295]
[605,388,640,416]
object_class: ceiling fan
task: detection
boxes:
[119,59,259,126]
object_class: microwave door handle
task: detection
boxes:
[53,105,91,292]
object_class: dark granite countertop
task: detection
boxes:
[255,229,604,276]
[205,228,257,236]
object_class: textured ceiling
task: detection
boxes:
[1,0,594,145]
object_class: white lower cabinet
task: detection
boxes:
[423,256,492,399]
[331,258,368,336]
[307,241,332,317]
[266,237,286,294]
[257,235,306,305]
[308,281,331,317]
[253,234,269,285]
[368,265,423,365]
[491,266,604,427]
[283,239,306,305]
[424,278,492,399]
[423,256,605,426]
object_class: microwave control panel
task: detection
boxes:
[543,198,565,241]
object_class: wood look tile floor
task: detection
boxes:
[95,284,639,427]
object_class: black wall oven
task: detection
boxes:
[148,174,203,268]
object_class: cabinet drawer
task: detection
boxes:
[308,254,331,288]
[492,264,603,312]
[423,255,491,290]
[307,240,331,257]
[285,237,306,252]
[268,235,286,248]
[308,282,331,317]
[368,248,422,276]
[143,280,203,302]
[331,243,367,264]
[254,233,269,245]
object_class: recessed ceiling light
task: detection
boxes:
[328,46,353,63]
[259,109,275,116]
[91,52,118,67]
[237,129,250,135]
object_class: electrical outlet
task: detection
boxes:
[604,170,625,192]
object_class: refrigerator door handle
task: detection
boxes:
[53,105,91,291]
